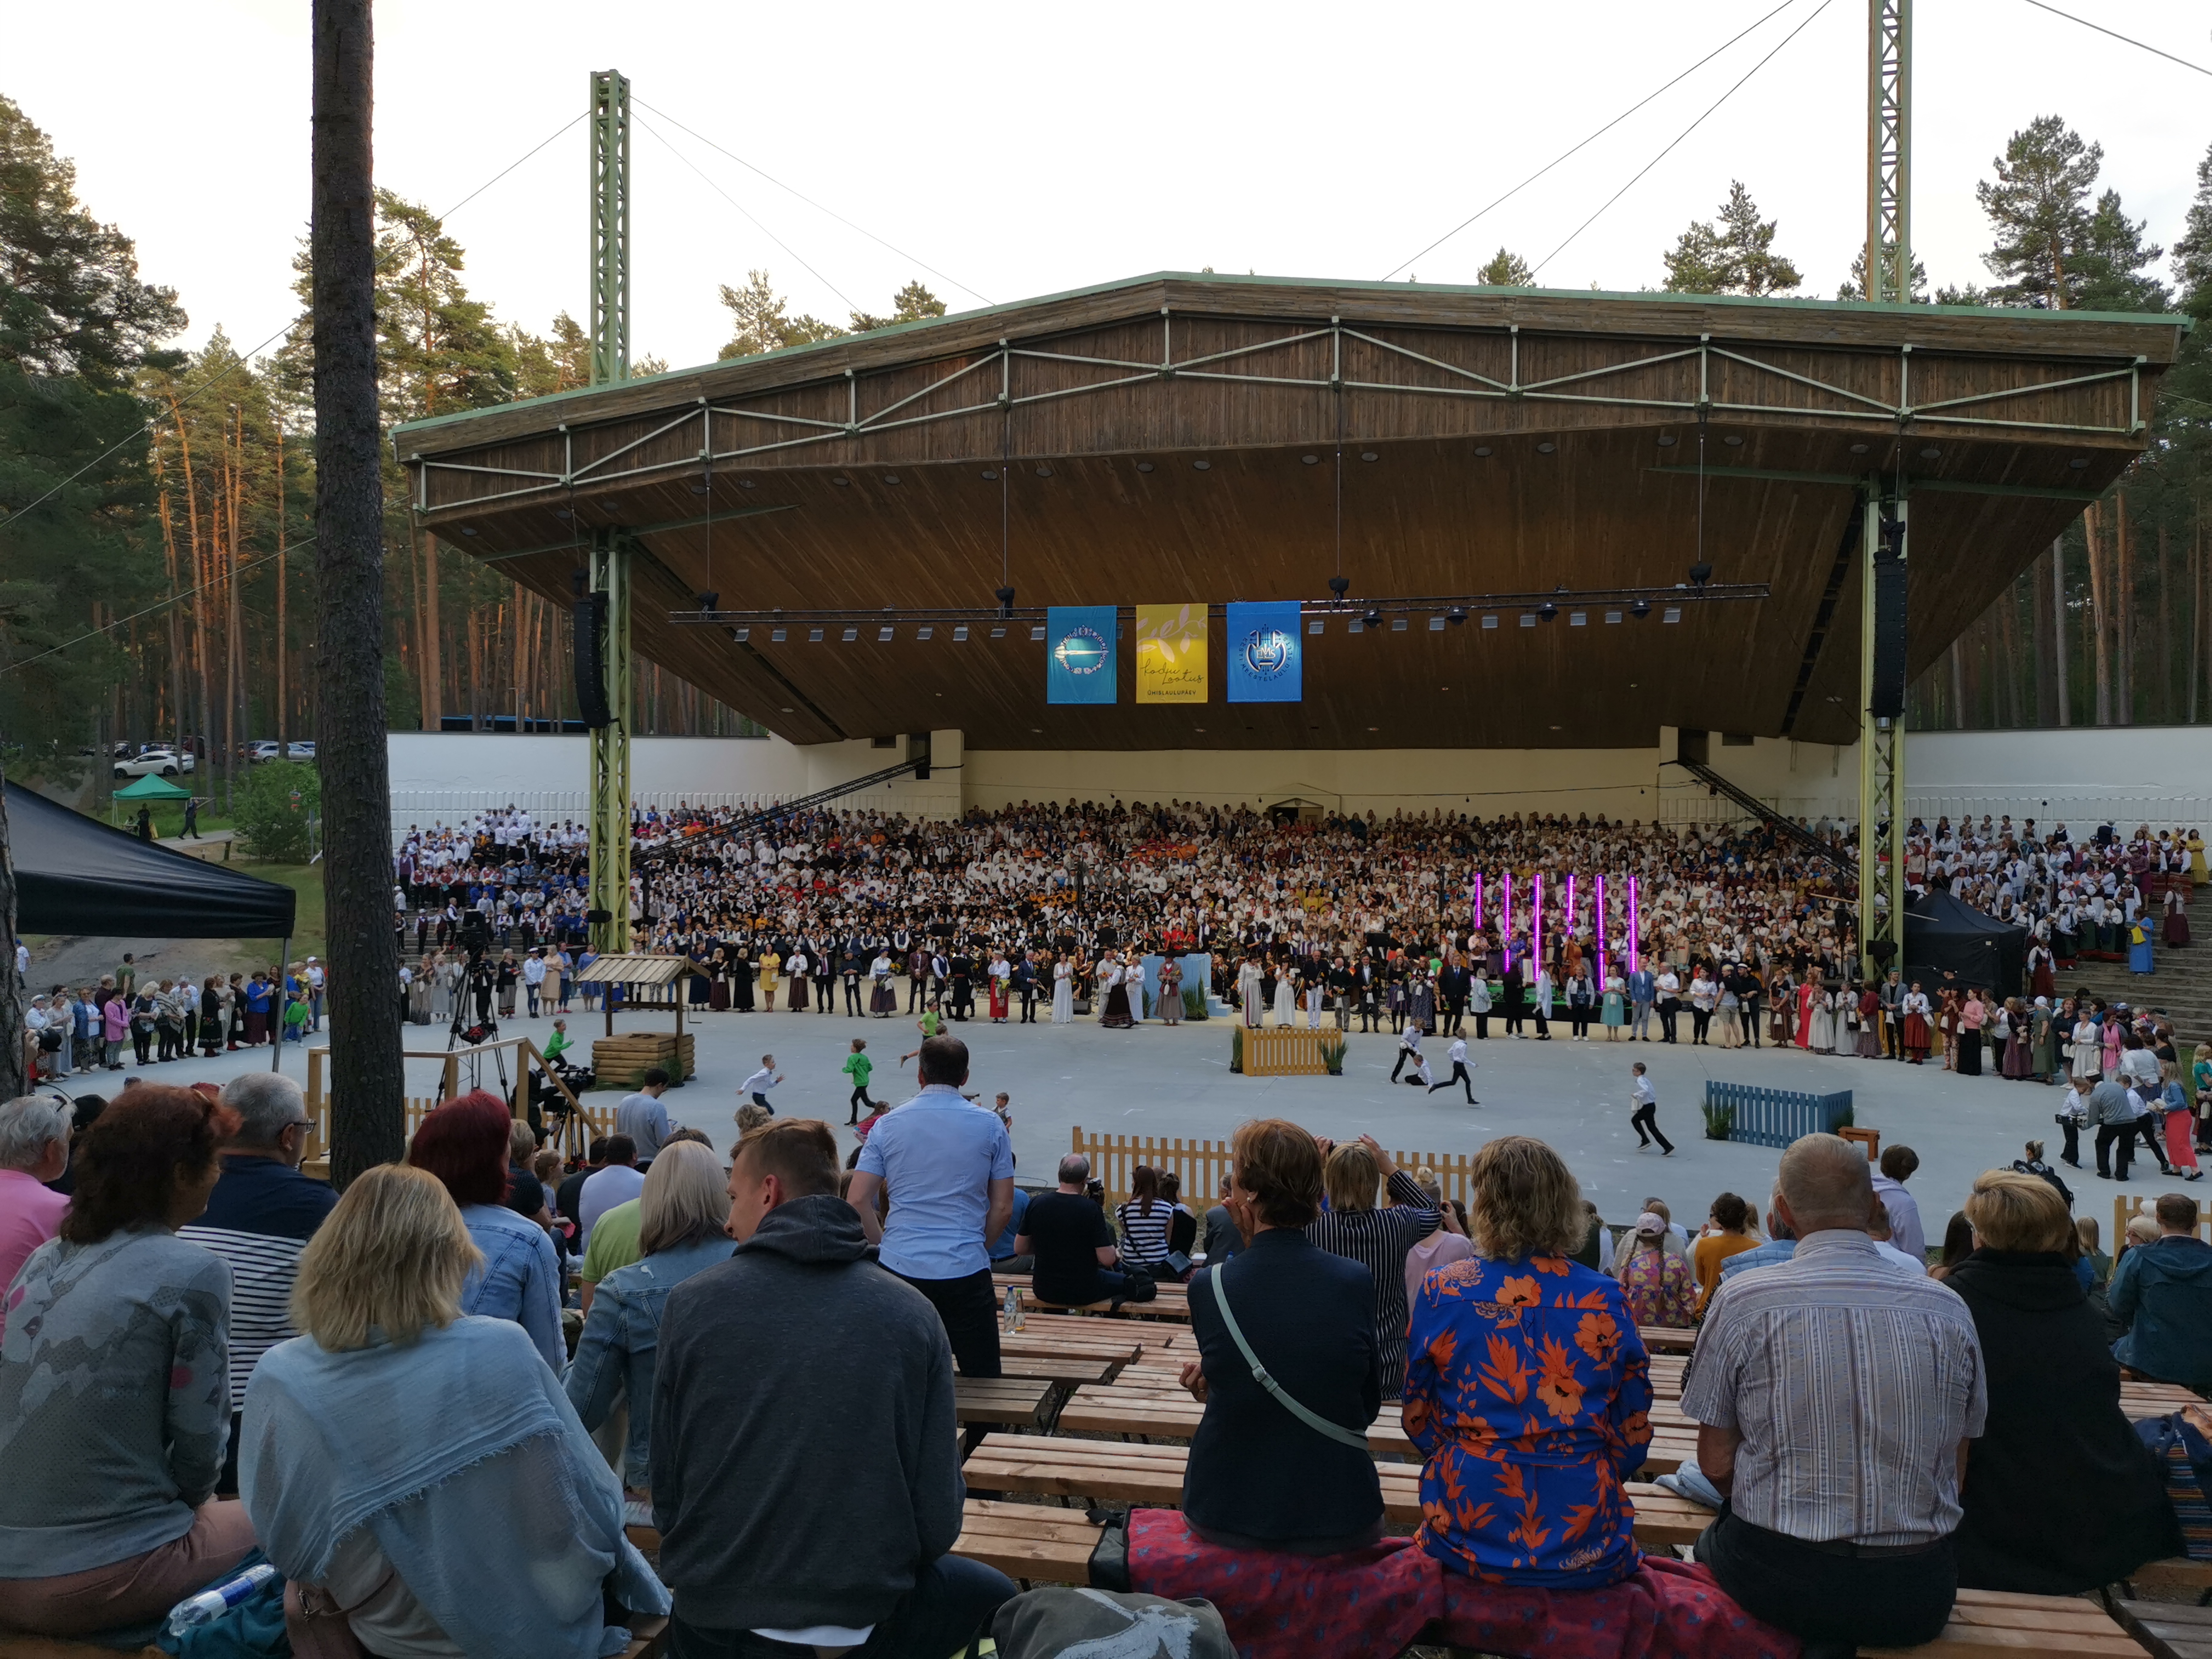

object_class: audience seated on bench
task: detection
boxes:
[1013,1152,1143,1311]
[565,1142,736,1526]
[1944,1169,2181,1592]
[1178,1117,1385,1555]
[0,1088,258,1639]
[243,1163,666,1658]
[651,1117,1017,1656]
[1403,1134,1653,1588]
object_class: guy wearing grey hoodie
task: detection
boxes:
[650,1117,1016,1656]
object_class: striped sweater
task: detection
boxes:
[179,1154,338,1410]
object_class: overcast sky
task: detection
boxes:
[7,0,2209,370]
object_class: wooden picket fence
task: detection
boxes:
[1074,1127,1479,1208]
[1701,1082,1853,1149]
[1238,1027,1338,1076]
[2111,1194,2212,1250]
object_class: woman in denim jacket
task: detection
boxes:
[409,1090,566,1371]
[566,1141,735,1518]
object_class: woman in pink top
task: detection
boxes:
[1403,1190,1475,1306]
[100,994,128,1070]
[0,1096,72,1336]
[1956,990,1987,1077]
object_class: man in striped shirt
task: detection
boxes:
[182,1072,336,1494]
[1683,1132,1985,1656]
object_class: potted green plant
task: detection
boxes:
[1318,1034,1347,1075]
[1183,987,1207,1021]
[1701,1098,1734,1141]
[1230,1026,1245,1074]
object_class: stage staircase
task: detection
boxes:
[2056,885,2212,1052]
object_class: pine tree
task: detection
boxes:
[0,95,186,387]
[717,270,844,358]
[1834,243,1927,302]
[1975,116,2102,308]
[1661,183,1800,296]
[850,280,948,334]
[1476,248,1536,287]
[2073,189,2168,312]
[0,96,178,780]
[2177,142,2212,322]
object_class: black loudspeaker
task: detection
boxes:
[584,908,614,926]
[1869,522,1909,719]
[574,594,611,727]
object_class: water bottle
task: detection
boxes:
[166,1563,278,1638]
[1001,1285,1018,1332]
[1012,1287,1025,1331]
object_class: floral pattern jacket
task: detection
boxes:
[1403,1252,1653,1588]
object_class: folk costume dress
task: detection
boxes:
[1052,958,1075,1025]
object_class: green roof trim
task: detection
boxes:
[391,269,2190,444]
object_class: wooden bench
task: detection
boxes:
[951,1497,1106,1583]
[996,1275,1191,1322]
[1637,1324,1698,1354]
[2116,1556,2212,1606]
[956,1376,1056,1431]
[0,1616,669,1659]
[1862,1589,2137,1659]
[2110,1590,2212,1658]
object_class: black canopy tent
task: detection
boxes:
[6,781,296,937]
[1903,888,2026,1001]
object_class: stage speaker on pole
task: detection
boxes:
[1869,513,1908,719]
[574,593,611,727]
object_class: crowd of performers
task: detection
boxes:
[387,800,2203,1041]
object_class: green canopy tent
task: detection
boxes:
[112,774,192,801]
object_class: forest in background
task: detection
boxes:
[1,95,2208,814]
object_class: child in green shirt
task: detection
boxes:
[842,1038,876,1125]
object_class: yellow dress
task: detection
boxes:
[2191,833,2207,886]
[759,950,781,1004]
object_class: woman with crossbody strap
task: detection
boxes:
[1177,1118,1383,1556]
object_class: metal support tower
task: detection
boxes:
[587,71,633,951]
[588,527,632,953]
[1857,486,1907,978]
[588,69,631,386]
[1864,0,1912,302]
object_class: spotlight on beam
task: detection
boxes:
[1629,598,1652,620]
[1361,607,1383,630]
[1689,561,1713,587]
[994,585,1016,619]
[695,591,720,613]
[1446,606,1468,626]
[1328,575,1351,605]
[1537,601,1559,622]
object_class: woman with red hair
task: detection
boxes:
[0,1086,260,1637]
[409,1091,563,1371]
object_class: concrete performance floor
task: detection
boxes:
[117,999,2170,1244]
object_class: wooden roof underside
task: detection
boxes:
[397,274,2186,752]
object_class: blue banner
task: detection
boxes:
[1226,600,1302,703]
[1046,606,1118,704]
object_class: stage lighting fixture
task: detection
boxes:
[1446,606,1467,625]
[1361,607,1383,630]
[1537,601,1559,622]
[994,585,1016,618]
[1629,599,1651,619]
[695,591,719,613]
[1328,575,1351,603]
[874,626,892,641]
[1688,561,1713,587]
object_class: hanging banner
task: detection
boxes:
[1225,600,1302,703]
[1046,605,1118,704]
[1134,603,1208,704]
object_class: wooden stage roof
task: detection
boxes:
[395,273,2188,751]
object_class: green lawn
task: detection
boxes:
[246,862,327,961]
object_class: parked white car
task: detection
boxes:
[113,749,195,779]
[248,740,315,764]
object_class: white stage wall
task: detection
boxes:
[385,725,2212,837]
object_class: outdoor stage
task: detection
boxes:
[395,272,2185,753]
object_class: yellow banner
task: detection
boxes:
[1134,602,1208,704]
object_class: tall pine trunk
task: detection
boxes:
[2117,492,2135,726]
[0,762,22,1101]
[2159,522,2173,725]
[2051,538,2070,727]
[313,0,403,1185]
[275,417,288,750]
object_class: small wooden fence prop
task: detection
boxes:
[1702,1082,1853,1149]
[1074,1127,1477,1208]
[1238,1028,1336,1077]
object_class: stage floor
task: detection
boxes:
[128,1000,2146,1241]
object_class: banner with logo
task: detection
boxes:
[1226,600,1302,703]
[1046,605,1118,704]
[1134,602,1208,704]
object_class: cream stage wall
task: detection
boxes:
[384,726,2212,838]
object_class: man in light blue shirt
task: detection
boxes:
[614,1068,677,1166]
[849,1035,1015,1376]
